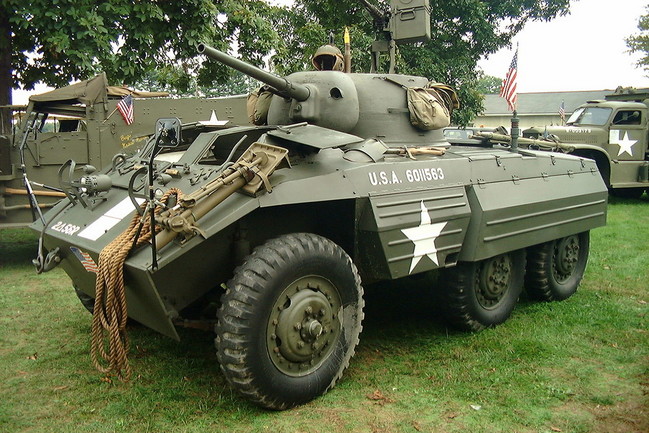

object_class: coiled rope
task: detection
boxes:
[90,188,182,380]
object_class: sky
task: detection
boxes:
[12,0,649,104]
[479,0,649,93]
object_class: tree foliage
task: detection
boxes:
[2,0,572,126]
[270,0,571,125]
[627,6,649,75]
[1,0,282,102]
[476,74,504,94]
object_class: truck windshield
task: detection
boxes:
[566,107,612,126]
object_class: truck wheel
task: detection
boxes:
[216,233,364,409]
[439,251,525,332]
[74,286,95,314]
[525,232,589,301]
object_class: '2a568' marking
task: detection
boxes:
[51,221,81,236]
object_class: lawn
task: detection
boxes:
[1,196,647,433]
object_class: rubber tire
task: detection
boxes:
[525,232,590,301]
[439,251,526,332]
[216,233,364,410]
[74,286,95,314]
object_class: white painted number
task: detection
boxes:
[368,168,445,186]
[51,221,81,236]
[405,168,445,183]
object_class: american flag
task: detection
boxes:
[500,47,518,111]
[117,94,134,125]
[70,246,98,273]
[559,100,566,123]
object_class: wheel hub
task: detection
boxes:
[476,254,512,309]
[267,276,341,377]
[553,235,579,282]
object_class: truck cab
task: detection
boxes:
[523,97,649,197]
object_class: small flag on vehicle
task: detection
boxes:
[500,46,518,111]
[117,94,134,125]
[559,100,565,123]
[70,246,98,273]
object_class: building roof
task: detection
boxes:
[482,90,613,116]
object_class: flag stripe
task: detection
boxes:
[70,247,98,273]
[117,94,134,125]
[500,48,518,111]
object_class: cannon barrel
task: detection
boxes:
[197,43,310,102]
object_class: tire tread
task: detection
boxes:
[216,233,363,409]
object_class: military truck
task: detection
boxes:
[31,0,607,410]
[522,87,649,198]
[0,73,248,228]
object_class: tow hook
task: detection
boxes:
[33,247,61,274]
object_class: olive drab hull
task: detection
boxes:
[33,123,607,339]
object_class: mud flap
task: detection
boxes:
[125,267,180,340]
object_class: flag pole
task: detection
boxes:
[512,43,519,151]
[510,110,519,152]
[102,107,119,124]
[499,42,519,152]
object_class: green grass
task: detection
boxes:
[1,196,648,433]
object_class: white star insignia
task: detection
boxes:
[610,130,637,157]
[198,110,229,127]
[401,201,447,274]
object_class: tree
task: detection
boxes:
[2,0,572,130]
[0,0,283,131]
[627,6,649,75]
[271,0,571,125]
[476,74,504,94]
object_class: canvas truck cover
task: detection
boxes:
[28,73,169,106]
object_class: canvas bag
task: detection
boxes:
[246,86,274,125]
[385,78,459,131]
[426,82,460,112]
[406,87,451,130]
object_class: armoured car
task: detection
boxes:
[31,0,607,409]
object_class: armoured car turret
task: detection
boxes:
[197,42,446,145]
[31,0,607,410]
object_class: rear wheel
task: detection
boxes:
[439,251,526,332]
[525,232,590,301]
[216,233,364,409]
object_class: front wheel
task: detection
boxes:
[216,233,364,409]
[438,250,526,332]
[525,232,590,301]
[74,286,95,314]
